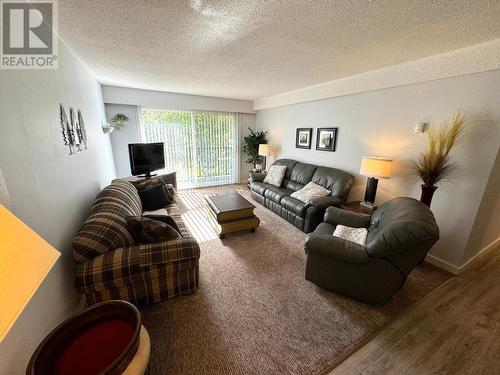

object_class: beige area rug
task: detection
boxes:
[141,185,451,375]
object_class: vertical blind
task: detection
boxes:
[140,108,239,189]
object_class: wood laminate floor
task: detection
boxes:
[329,244,500,375]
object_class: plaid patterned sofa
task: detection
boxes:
[73,179,200,306]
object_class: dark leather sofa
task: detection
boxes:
[304,197,440,305]
[249,159,354,233]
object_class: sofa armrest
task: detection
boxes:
[249,172,267,183]
[324,206,371,228]
[125,236,200,266]
[305,234,370,264]
[306,196,341,209]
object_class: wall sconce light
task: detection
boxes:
[415,122,427,134]
[101,121,115,134]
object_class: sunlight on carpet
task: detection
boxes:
[177,188,223,243]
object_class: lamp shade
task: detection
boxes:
[0,205,60,342]
[258,144,271,157]
[360,156,393,179]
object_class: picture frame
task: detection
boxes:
[296,128,313,149]
[316,127,338,152]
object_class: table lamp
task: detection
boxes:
[0,169,60,342]
[258,144,271,171]
[359,156,393,209]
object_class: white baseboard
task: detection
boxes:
[425,236,500,275]
[460,236,500,272]
[424,254,461,275]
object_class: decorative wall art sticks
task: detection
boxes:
[59,103,88,155]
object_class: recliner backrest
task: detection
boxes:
[271,159,297,189]
[285,162,318,191]
[311,166,354,200]
[270,159,354,198]
[366,197,439,259]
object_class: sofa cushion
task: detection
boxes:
[311,166,354,201]
[251,181,272,196]
[290,181,331,203]
[281,196,307,217]
[90,181,142,217]
[289,163,317,186]
[263,165,286,187]
[264,186,292,204]
[142,203,191,237]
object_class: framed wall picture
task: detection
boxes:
[316,127,338,152]
[296,128,313,149]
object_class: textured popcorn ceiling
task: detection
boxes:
[58,0,500,100]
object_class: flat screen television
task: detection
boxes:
[128,143,165,177]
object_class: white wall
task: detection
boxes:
[105,103,256,182]
[0,44,116,373]
[255,70,500,268]
[238,113,257,183]
[103,85,255,113]
[464,147,500,262]
[105,104,141,178]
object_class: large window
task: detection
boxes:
[140,108,239,189]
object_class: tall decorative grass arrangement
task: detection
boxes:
[410,111,468,207]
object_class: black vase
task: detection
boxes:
[420,184,437,207]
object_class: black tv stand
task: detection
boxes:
[113,171,177,190]
[138,172,157,179]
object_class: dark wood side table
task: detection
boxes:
[340,201,376,215]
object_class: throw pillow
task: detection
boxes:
[143,214,182,235]
[132,178,177,197]
[138,184,173,211]
[127,216,181,244]
[263,165,287,187]
[290,181,331,203]
[333,224,368,245]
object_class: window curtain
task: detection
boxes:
[140,108,239,189]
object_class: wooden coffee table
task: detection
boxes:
[205,192,260,239]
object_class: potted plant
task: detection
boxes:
[242,128,268,171]
[111,113,129,130]
[410,111,469,207]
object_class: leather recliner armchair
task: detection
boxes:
[304,197,439,305]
